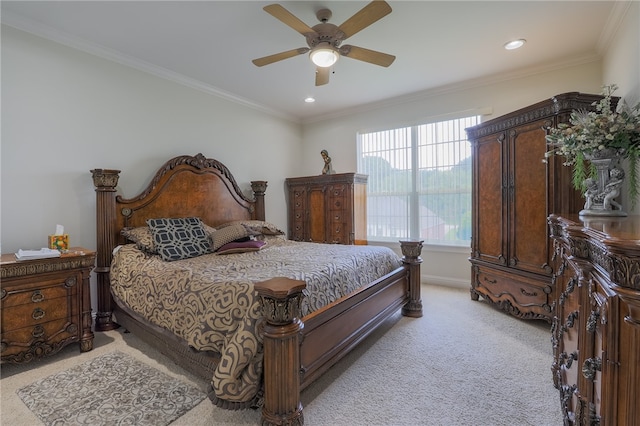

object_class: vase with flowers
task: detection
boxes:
[545,84,640,216]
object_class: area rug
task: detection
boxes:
[16,351,206,426]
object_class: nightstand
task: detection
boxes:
[1,247,96,363]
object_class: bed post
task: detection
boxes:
[254,277,307,426]
[400,240,424,318]
[251,181,267,221]
[90,169,121,331]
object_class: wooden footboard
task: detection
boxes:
[255,240,423,426]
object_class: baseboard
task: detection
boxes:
[422,274,469,289]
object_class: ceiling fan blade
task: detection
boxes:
[252,48,309,67]
[315,66,330,86]
[338,1,392,40]
[340,45,395,67]
[263,4,316,36]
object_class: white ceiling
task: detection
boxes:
[1,1,627,123]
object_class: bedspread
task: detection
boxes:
[110,238,402,406]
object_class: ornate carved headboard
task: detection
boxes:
[90,153,267,330]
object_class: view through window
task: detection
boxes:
[357,115,480,246]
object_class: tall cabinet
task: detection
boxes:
[466,92,605,322]
[548,214,640,426]
[285,173,367,245]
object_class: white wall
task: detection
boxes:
[603,1,640,217]
[1,26,302,256]
[300,3,639,289]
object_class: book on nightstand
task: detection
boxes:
[15,248,61,260]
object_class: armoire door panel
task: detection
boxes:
[510,122,551,275]
[475,135,505,264]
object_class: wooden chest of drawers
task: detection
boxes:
[1,248,95,363]
[286,173,367,245]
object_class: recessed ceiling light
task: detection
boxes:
[304,97,316,103]
[504,39,526,50]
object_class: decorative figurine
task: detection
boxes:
[321,149,334,175]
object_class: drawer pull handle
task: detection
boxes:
[520,288,538,297]
[586,310,600,333]
[31,290,45,303]
[32,308,46,320]
[582,357,602,381]
[32,325,45,338]
[483,277,497,284]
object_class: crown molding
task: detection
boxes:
[595,0,633,54]
[302,52,602,125]
[1,11,301,124]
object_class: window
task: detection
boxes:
[357,115,480,246]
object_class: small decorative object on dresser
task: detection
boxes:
[286,172,367,244]
[548,214,640,426]
[1,248,96,363]
[320,149,334,175]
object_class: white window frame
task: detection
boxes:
[357,111,486,247]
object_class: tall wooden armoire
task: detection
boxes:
[285,173,367,245]
[466,92,608,322]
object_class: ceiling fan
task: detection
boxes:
[252,1,395,86]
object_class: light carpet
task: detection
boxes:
[16,351,205,426]
[1,284,563,425]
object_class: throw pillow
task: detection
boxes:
[146,217,211,261]
[210,224,251,251]
[121,227,157,254]
[216,240,266,255]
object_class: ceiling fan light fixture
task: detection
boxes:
[310,47,339,67]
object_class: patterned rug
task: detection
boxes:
[16,351,206,426]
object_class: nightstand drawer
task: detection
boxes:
[2,280,75,308]
[1,318,78,358]
[1,296,72,331]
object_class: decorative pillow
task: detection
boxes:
[202,223,217,235]
[146,217,211,261]
[216,220,285,236]
[210,224,252,251]
[121,227,157,254]
[216,240,266,255]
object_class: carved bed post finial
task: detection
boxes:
[90,168,121,331]
[251,181,268,221]
[400,240,424,317]
[254,277,306,426]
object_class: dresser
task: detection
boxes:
[548,215,640,426]
[285,173,367,245]
[1,248,96,363]
[466,92,609,322]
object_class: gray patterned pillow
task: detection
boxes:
[146,217,211,261]
[210,224,251,251]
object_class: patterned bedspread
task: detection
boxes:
[110,237,402,406]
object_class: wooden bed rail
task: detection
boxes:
[254,240,423,426]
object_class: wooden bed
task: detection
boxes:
[90,153,423,425]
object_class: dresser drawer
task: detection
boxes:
[0,318,78,358]
[474,265,552,318]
